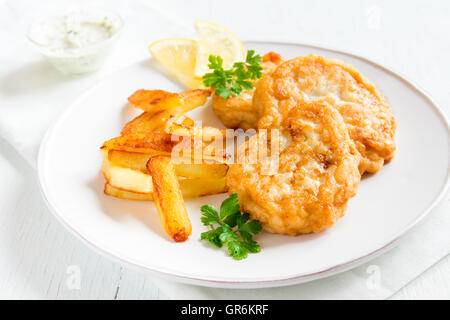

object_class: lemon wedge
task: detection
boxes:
[148,38,203,89]
[193,20,245,78]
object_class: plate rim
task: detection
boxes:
[37,40,450,289]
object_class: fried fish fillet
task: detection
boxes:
[253,54,396,174]
[226,101,361,235]
[212,52,283,130]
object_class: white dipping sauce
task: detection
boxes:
[28,10,122,74]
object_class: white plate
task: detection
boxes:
[38,41,450,288]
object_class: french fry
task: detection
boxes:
[147,156,191,242]
[102,132,231,164]
[165,123,226,141]
[108,149,228,178]
[101,132,182,154]
[108,149,161,172]
[105,178,227,200]
[122,113,198,136]
[105,183,153,201]
[103,156,227,196]
[176,163,228,179]
[178,176,227,197]
[179,89,212,109]
[141,105,197,132]
[179,116,195,127]
[101,87,230,242]
[122,112,161,135]
[102,157,153,193]
[123,89,211,134]
[162,115,196,131]
[138,89,212,132]
[128,89,182,113]
[128,89,210,113]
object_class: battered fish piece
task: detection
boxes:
[253,54,396,174]
[212,52,283,130]
[227,101,361,235]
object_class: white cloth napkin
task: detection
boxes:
[0,0,448,299]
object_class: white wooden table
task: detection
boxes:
[0,0,449,299]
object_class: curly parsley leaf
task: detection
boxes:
[245,49,263,66]
[202,50,263,99]
[200,193,263,260]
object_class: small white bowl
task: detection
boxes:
[27,8,123,75]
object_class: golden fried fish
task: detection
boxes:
[226,101,361,235]
[212,52,283,130]
[253,54,396,174]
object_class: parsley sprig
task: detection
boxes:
[202,50,263,99]
[200,193,262,260]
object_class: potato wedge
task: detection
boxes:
[108,149,228,178]
[123,89,211,134]
[128,89,182,113]
[122,112,200,136]
[147,156,191,242]
[102,132,231,164]
[108,149,161,172]
[135,89,211,132]
[103,156,227,196]
[105,183,153,201]
[179,116,195,127]
[178,176,227,197]
[179,89,211,109]
[102,157,153,193]
[102,132,182,154]
[176,163,228,179]
[128,89,210,113]
[122,111,162,135]
[139,105,197,133]
[165,123,226,142]
[163,115,196,130]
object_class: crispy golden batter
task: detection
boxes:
[212,52,283,129]
[227,101,361,235]
[253,54,396,174]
